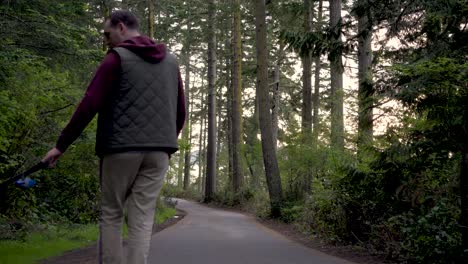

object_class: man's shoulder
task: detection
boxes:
[164,52,177,63]
[111,47,132,57]
[98,50,121,70]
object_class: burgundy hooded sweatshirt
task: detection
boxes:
[55,36,186,154]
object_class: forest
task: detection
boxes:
[0,0,467,263]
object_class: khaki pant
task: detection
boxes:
[98,151,169,264]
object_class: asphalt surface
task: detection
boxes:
[146,199,356,264]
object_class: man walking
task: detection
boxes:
[42,10,186,264]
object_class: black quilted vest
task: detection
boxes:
[95,47,179,156]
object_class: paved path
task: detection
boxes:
[147,199,355,264]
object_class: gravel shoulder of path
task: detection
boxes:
[256,217,393,264]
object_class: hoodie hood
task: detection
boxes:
[116,36,166,63]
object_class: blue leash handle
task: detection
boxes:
[0,161,49,190]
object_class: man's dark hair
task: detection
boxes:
[107,10,139,30]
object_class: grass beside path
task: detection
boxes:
[0,206,176,264]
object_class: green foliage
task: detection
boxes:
[394,58,467,153]
[161,183,203,201]
[331,136,462,258]
[155,206,177,225]
[280,203,303,223]
[384,199,462,263]
[299,190,347,241]
[0,224,98,264]
[0,204,176,264]
[280,30,329,57]
[0,0,101,228]
[278,1,468,262]
[209,186,256,207]
[0,52,99,223]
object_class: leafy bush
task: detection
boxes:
[280,203,303,223]
[381,199,462,263]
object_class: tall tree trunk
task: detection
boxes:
[227,55,234,189]
[205,0,217,202]
[272,42,284,150]
[302,0,314,195]
[216,46,224,175]
[301,0,313,136]
[301,54,313,135]
[329,0,344,150]
[231,0,243,194]
[182,21,192,191]
[182,61,191,189]
[224,5,234,186]
[147,0,155,39]
[357,1,374,157]
[184,99,193,190]
[216,92,223,176]
[198,90,206,193]
[201,105,208,195]
[227,95,234,190]
[255,0,283,218]
[312,0,323,143]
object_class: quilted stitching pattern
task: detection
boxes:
[96,48,179,154]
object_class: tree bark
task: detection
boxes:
[302,0,314,195]
[226,43,234,186]
[301,0,313,136]
[329,0,345,150]
[224,6,234,187]
[231,0,243,194]
[182,52,191,190]
[205,0,217,202]
[312,0,323,143]
[184,116,193,188]
[227,87,234,189]
[216,91,223,176]
[201,104,208,195]
[255,0,283,218]
[357,0,374,157]
[198,91,206,193]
